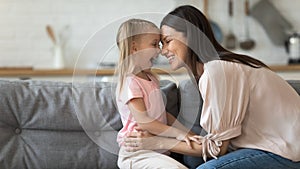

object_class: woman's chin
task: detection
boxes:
[169,62,181,71]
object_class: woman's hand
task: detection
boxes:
[188,135,203,144]
[176,131,202,149]
[176,133,192,148]
[124,131,164,152]
[124,131,203,152]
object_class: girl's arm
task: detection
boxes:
[128,98,192,140]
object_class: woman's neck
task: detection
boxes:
[191,62,204,82]
[196,62,204,77]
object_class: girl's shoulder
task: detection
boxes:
[125,74,140,84]
[126,72,159,86]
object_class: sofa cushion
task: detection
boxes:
[178,79,205,135]
[160,80,180,118]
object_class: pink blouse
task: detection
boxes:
[198,60,300,162]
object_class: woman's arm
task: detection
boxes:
[165,137,229,156]
[124,133,229,157]
[128,98,192,140]
[159,137,203,156]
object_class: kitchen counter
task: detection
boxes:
[269,64,300,71]
[0,65,300,82]
[0,65,300,76]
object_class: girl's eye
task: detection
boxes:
[152,42,159,48]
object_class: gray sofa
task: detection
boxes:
[0,79,299,169]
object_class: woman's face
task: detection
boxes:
[161,25,189,70]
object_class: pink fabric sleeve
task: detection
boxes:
[121,77,143,104]
[198,63,249,161]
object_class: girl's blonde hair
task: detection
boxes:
[115,18,159,92]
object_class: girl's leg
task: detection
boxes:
[118,146,188,169]
[196,148,300,169]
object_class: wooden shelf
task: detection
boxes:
[0,65,299,77]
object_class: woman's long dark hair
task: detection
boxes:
[161,5,269,78]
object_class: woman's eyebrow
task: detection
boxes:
[162,36,169,41]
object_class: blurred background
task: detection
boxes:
[0,0,299,71]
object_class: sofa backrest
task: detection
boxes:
[287,80,300,95]
[0,80,179,169]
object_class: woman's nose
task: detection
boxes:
[161,46,168,56]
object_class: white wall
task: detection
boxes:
[0,0,299,69]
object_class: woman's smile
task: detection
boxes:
[161,25,189,70]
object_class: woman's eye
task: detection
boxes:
[165,39,171,44]
[152,42,160,48]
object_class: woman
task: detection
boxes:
[124,5,300,169]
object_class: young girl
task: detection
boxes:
[115,18,194,169]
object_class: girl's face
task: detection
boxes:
[132,33,161,71]
[161,25,189,70]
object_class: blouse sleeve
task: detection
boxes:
[198,62,250,161]
[121,76,143,104]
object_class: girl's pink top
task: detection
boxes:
[116,73,167,146]
[198,60,300,162]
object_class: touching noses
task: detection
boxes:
[156,47,161,54]
[153,47,161,59]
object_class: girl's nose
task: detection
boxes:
[156,48,161,54]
